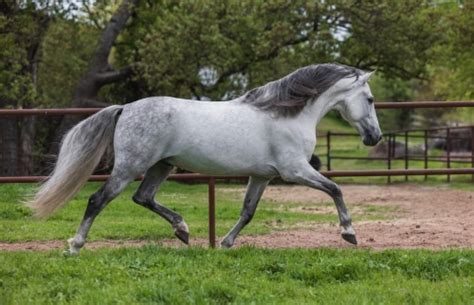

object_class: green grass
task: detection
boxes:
[0,247,472,304]
[0,182,348,243]
[1,181,472,305]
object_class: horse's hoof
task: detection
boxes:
[220,238,233,249]
[173,221,189,245]
[63,238,80,256]
[341,233,358,245]
[175,230,189,245]
[63,248,79,256]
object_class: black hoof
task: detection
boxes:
[220,240,233,249]
[175,230,189,245]
[342,233,358,245]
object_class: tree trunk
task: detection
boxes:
[49,0,139,155]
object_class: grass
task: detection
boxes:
[0,181,349,243]
[0,247,472,305]
[0,179,472,304]
[0,176,471,243]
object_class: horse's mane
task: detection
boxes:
[241,63,363,117]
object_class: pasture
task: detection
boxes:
[1,247,472,304]
[0,181,473,304]
[2,1,473,304]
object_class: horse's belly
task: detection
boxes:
[167,154,277,177]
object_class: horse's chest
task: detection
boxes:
[302,134,317,157]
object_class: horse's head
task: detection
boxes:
[333,71,382,146]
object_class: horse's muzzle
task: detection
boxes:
[363,133,383,146]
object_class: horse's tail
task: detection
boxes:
[27,105,123,218]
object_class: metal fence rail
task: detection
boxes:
[1,101,474,117]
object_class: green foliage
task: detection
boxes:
[0,247,472,304]
[120,0,443,101]
[427,1,474,101]
[37,19,99,107]
[129,1,327,99]
[370,75,417,130]
[0,1,80,107]
[337,0,440,79]
[0,9,38,106]
[1,0,472,133]
[423,2,474,125]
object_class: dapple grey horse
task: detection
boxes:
[28,63,382,255]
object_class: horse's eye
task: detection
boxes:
[368,97,374,104]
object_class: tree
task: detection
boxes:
[0,1,52,175]
[49,0,140,154]
[424,1,474,124]
[118,0,442,102]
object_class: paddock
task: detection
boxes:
[1,102,473,304]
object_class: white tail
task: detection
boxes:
[27,105,123,218]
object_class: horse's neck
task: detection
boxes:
[299,95,338,129]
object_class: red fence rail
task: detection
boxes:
[1,101,474,117]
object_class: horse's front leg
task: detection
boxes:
[221,176,269,248]
[280,162,357,245]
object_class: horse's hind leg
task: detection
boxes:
[221,176,269,248]
[132,161,189,244]
[66,172,135,255]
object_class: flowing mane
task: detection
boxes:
[241,63,363,117]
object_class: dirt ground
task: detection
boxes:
[233,184,474,250]
[1,184,473,251]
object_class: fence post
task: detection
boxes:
[447,128,451,183]
[424,130,428,181]
[208,177,216,248]
[392,134,397,161]
[387,134,392,184]
[404,131,409,182]
[327,131,331,171]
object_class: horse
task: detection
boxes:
[27,63,382,255]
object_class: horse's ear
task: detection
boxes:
[359,70,375,84]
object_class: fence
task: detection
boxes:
[325,125,474,183]
[1,101,474,247]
